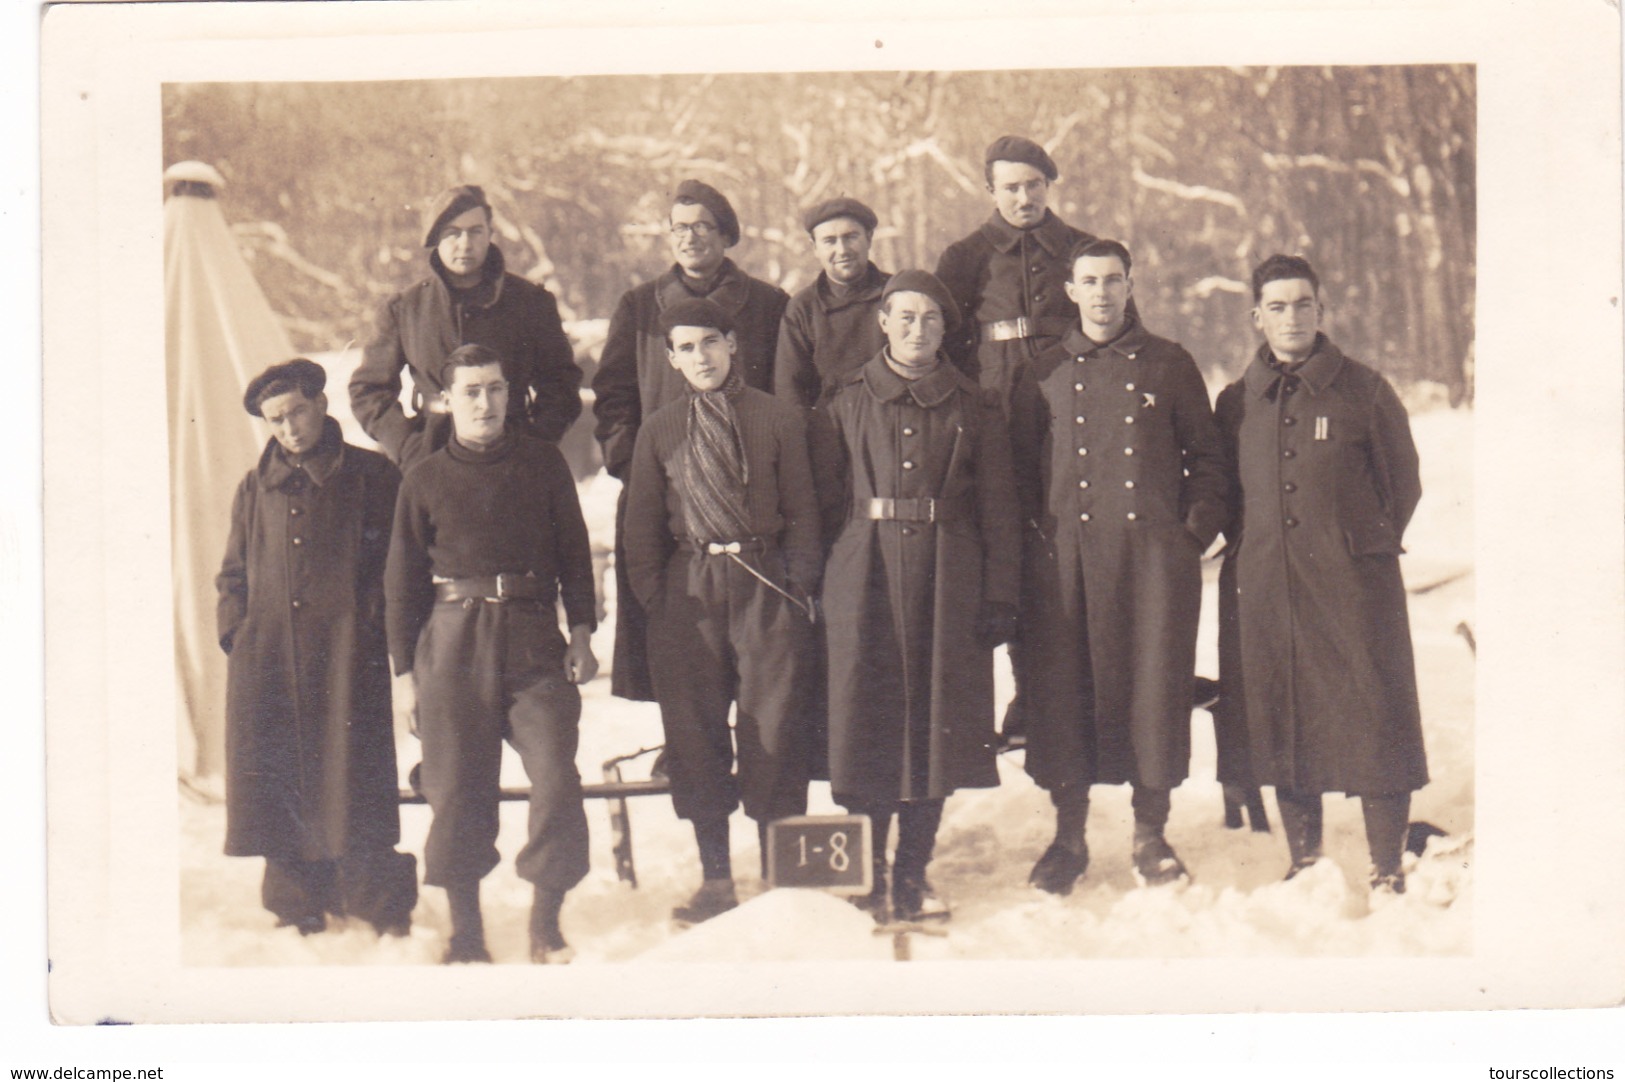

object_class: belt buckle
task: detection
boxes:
[924,498,936,523]
[495,573,512,601]
[868,497,888,520]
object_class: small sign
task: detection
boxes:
[765,814,873,895]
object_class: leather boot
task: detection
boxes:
[1277,789,1324,880]
[530,886,573,964]
[442,879,490,964]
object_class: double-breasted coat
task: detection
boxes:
[592,259,789,700]
[216,419,403,861]
[1014,321,1230,791]
[815,354,1021,804]
[1214,336,1428,796]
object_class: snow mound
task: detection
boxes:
[638,889,892,963]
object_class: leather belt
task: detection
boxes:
[434,573,551,603]
[866,497,968,523]
[676,537,768,556]
[981,316,1072,342]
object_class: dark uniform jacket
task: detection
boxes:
[216,419,402,861]
[384,432,596,674]
[349,246,581,469]
[1015,320,1229,790]
[934,210,1097,398]
[773,263,890,409]
[592,258,789,700]
[1214,335,1428,796]
[623,386,823,607]
[815,353,1021,803]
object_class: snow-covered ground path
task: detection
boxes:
[179,395,1474,967]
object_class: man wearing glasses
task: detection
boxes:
[593,179,789,702]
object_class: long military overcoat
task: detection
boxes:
[592,259,789,700]
[815,354,1021,804]
[773,262,890,409]
[1015,322,1229,791]
[216,420,403,861]
[1214,336,1428,796]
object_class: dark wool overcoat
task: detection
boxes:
[216,420,403,861]
[592,259,789,700]
[936,210,1125,398]
[773,262,890,409]
[1214,336,1428,796]
[348,246,581,469]
[815,354,1021,803]
[1014,321,1230,791]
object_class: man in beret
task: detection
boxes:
[934,135,1126,751]
[593,179,790,702]
[1016,239,1229,894]
[813,270,1020,922]
[349,183,582,472]
[774,197,891,409]
[217,358,418,939]
[386,342,599,964]
[624,298,822,924]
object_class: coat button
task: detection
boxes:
[1283,482,1297,493]
[1126,512,1138,521]
[1285,517,1299,528]
[1077,447,1088,456]
[292,537,303,546]
[1078,479,1089,489]
[1074,382,1085,391]
[1034,293,1047,303]
[1124,481,1135,489]
[1125,382,1135,391]
[1124,448,1134,456]
[1285,384,1297,394]
[903,426,915,437]
[1079,513,1090,522]
[1126,353,1136,360]
[901,526,916,537]
[289,507,301,516]
[1031,264,1043,274]
[1283,449,1296,459]
[291,600,302,609]
[1076,415,1086,424]
[1124,416,1135,425]
[1283,416,1297,426]
[902,460,916,470]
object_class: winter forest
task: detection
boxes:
[163,66,1475,400]
[162,64,1479,977]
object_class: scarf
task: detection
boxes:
[676,365,751,542]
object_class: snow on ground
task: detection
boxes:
[180,397,1474,967]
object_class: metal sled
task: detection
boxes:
[400,745,670,887]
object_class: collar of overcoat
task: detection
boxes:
[815,263,889,314]
[979,208,1076,257]
[1242,332,1348,399]
[656,258,754,318]
[860,350,964,408]
[1061,315,1150,360]
[258,416,346,490]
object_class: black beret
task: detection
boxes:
[244,358,326,417]
[422,184,491,248]
[881,269,961,332]
[673,179,740,247]
[657,298,735,339]
[984,135,1058,182]
[803,197,878,236]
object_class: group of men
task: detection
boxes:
[215,134,1428,965]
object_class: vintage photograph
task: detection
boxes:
[163,66,1477,970]
[36,0,1625,1032]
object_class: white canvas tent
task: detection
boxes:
[164,160,294,787]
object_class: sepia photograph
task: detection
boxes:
[31,0,1625,1049]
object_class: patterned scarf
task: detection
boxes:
[676,364,751,542]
